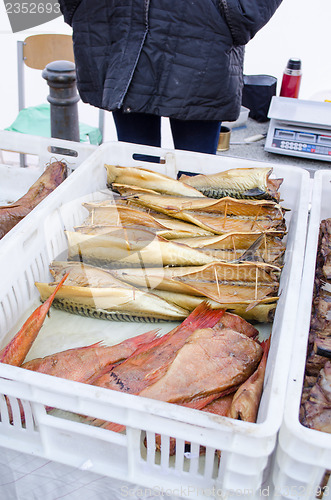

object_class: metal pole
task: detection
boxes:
[42,60,80,142]
[17,41,26,167]
[17,41,25,111]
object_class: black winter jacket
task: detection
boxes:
[59,0,282,121]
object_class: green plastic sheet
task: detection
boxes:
[6,103,102,145]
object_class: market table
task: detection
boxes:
[218,118,330,176]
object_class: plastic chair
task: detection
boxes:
[6,34,105,164]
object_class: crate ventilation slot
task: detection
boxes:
[142,431,219,477]
[0,394,37,432]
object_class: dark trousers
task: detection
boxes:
[113,109,221,155]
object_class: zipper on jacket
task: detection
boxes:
[117,0,151,110]
[218,0,236,39]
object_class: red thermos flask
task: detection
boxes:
[280,58,302,98]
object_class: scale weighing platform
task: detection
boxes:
[265,96,331,162]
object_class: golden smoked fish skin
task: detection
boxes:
[149,289,277,323]
[171,232,286,265]
[66,227,226,268]
[105,164,205,198]
[179,167,283,202]
[115,190,284,219]
[111,261,281,288]
[81,201,214,239]
[115,191,286,235]
[35,261,189,322]
[37,165,286,323]
[111,262,280,322]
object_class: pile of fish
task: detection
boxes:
[300,218,331,433]
[35,165,287,323]
[2,164,284,440]
[0,165,287,454]
[0,281,270,440]
[0,160,67,239]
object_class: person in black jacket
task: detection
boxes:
[59,0,282,154]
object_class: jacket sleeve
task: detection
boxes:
[219,0,283,45]
[58,0,82,26]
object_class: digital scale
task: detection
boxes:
[265,96,331,162]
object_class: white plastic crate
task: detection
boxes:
[0,130,96,241]
[273,169,331,500]
[0,141,310,498]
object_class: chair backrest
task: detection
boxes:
[18,34,104,139]
[23,34,75,70]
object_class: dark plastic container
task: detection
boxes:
[241,74,277,122]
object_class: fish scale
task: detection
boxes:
[178,167,283,202]
[51,301,166,323]
[195,187,271,200]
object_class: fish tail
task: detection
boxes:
[89,330,162,383]
[123,328,160,352]
[122,332,168,357]
[0,273,69,366]
[179,301,225,330]
[133,303,226,353]
[259,337,271,357]
[39,272,69,313]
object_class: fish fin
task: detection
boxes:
[131,303,225,355]
[180,387,239,410]
[244,300,262,312]
[86,364,118,384]
[242,188,266,198]
[177,301,225,330]
[39,272,70,309]
[123,328,161,352]
[84,416,126,433]
[180,394,220,410]
[177,170,199,180]
[244,298,278,312]
[100,421,126,433]
[85,341,106,348]
[229,339,269,422]
[0,273,69,365]
[0,204,22,210]
[88,330,162,383]
[259,337,271,356]
[127,331,170,356]
[231,234,265,263]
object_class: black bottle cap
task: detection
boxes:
[287,58,301,70]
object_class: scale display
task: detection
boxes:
[271,128,331,157]
[265,97,331,162]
